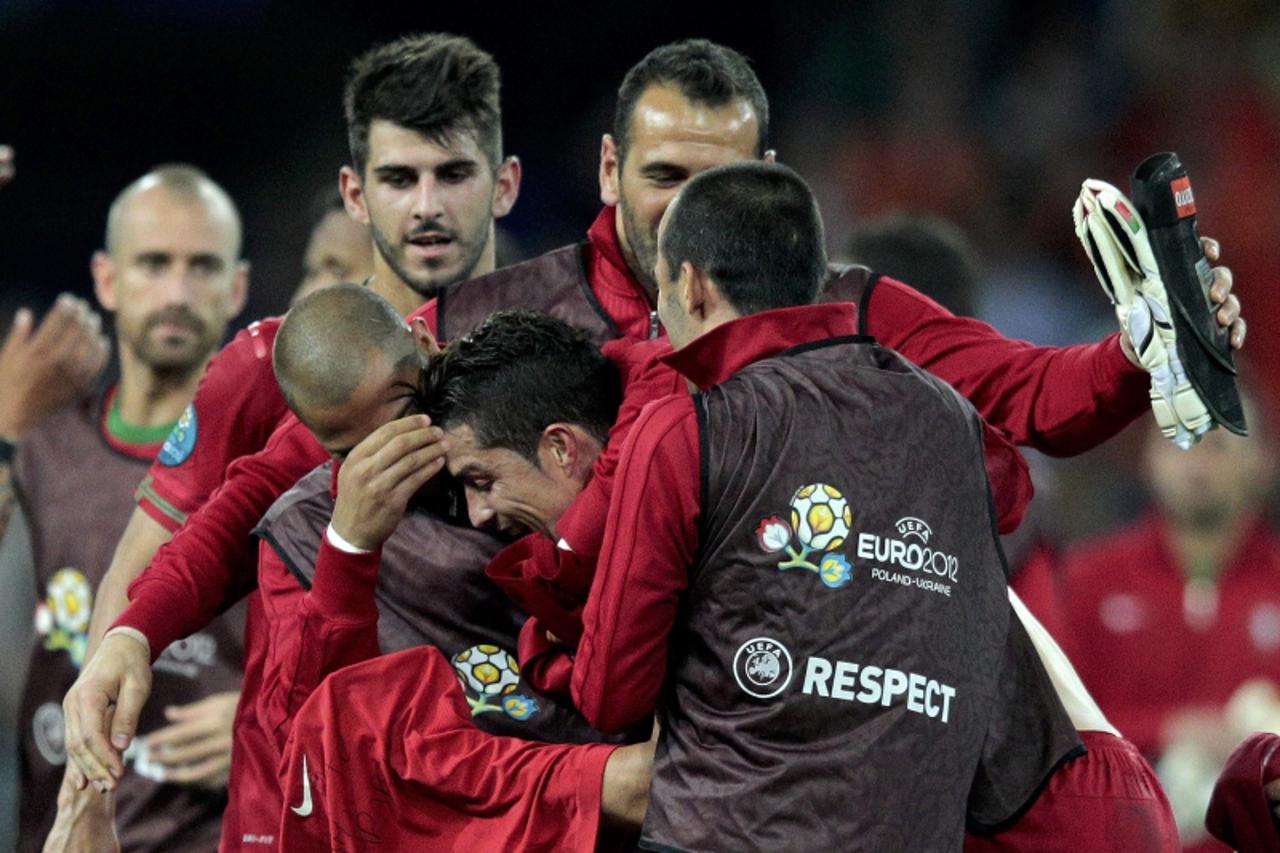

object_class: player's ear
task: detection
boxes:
[491,156,521,219]
[540,423,578,475]
[339,166,369,225]
[90,250,118,312]
[680,260,709,319]
[410,317,442,358]
[599,134,621,206]
[227,260,250,318]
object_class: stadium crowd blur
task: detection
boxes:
[1,0,1277,849]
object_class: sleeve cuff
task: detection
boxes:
[103,626,151,659]
[326,523,374,554]
[309,535,381,621]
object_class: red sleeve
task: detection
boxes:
[866,278,1150,457]
[136,319,289,531]
[558,339,682,559]
[572,395,700,733]
[981,419,1032,535]
[257,535,383,753]
[277,646,616,853]
[116,416,329,659]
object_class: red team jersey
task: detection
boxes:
[1061,514,1280,758]
[136,319,289,533]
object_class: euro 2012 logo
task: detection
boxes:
[451,644,540,721]
[755,483,854,588]
[33,568,93,667]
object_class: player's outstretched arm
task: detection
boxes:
[40,769,119,853]
[84,508,174,666]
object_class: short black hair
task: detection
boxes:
[417,310,621,463]
[344,33,502,175]
[661,161,826,315]
[846,212,980,318]
[614,39,768,163]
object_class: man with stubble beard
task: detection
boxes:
[11,165,247,851]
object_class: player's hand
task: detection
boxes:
[1201,237,1245,350]
[41,768,120,853]
[63,632,153,792]
[0,294,109,439]
[1116,236,1243,364]
[331,414,447,551]
[0,145,14,191]
[141,690,238,790]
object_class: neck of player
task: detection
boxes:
[114,342,208,429]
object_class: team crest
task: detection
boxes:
[157,403,197,466]
[35,568,93,667]
[755,483,854,588]
[452,644,540,721]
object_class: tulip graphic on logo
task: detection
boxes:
[755,484,854,589]
[756,516,792,552]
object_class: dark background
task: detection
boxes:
[0,1,1275,544]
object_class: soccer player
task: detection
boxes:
[10,165,246,850]
[68,37,1246,804]
[567,161,1012,848]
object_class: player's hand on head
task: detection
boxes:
[331,414,449,551]
[0,145,14,190]
[63,631,153,792]
[0,294,109,439]
[141,690,238,791]
[1200,237,1245,350]
[41,768,120,853]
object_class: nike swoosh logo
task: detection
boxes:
[291,755,313,817]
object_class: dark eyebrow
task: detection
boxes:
[373,164,416,179]
[639,161,689,177]
[189,252,226,270]
[134,250,173,264]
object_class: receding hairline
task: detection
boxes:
[105,165,243,256]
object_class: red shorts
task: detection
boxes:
[965,730,1179,852]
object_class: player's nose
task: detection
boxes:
[465,490,494,529]
[411,177,446,221]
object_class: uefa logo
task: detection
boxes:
[733,637,793,699]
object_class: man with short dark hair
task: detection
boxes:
[571,161,1014,848]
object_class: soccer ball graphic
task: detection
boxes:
[47,568,93,634]
[789,484,852,552]
[452,644,522,698]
